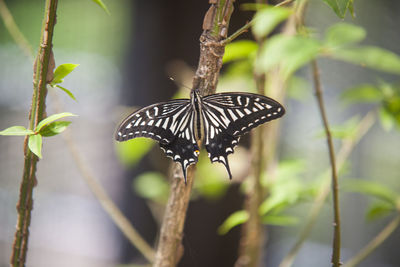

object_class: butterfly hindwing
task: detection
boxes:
[201,92,285,177]
[115,99,199,182]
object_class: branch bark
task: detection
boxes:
[311,60,341,267]
[153,1,235,266]
[10,0,58,266]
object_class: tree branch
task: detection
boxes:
[153,1,235,266]
[311,60,341,267]
[10,0,58,266]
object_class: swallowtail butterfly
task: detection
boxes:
[115,89,285,183]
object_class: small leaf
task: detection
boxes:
[56,85,77,101]
[261,215,298,226]
[343,179,398,206]
[252,6,292,39]
[218,210,249,235]
[40,121,71,137]
[379,107,395,131]
[115,138,154,167]
[28,134,43,158]
[322,0,352,18]
[35,112,77,132]
[256,35,320,79]
[223,40,258,63]
[341,84,383,104]
[133,172,169,204]
[0,126,34,136]
[92,0,110,15]
[366,201,395,221]
[327,116,360,139]
[50,64,79,85]
[330,46,400,75]
[324,23,366,48]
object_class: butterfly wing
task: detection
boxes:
[201,92,285,178]
[115,99,199,182]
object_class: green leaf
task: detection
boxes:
[261,215,299,226]
[327,116,360,139]
[256,35,320,79]
[286,76,312,101]
[223,40,258,63]
[28,134,43,158]
[252,6,292,39]
[0,126,34,136]
[50,64,79,85]
[91,0,110,15]
[35,112,77,133]
[330,46,400,75]
[341,84,383,104]
[115,138,154,167]
[218,210,249,235]
[343,179,398,206]
[379,107,395,131]
[133,172,169,204]
[40,121,71,137]
[324,23,366,48]
[366,201,395,221]
[322,0,353,18]
[56,85,77,101]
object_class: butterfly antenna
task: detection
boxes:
[169,77,192,91]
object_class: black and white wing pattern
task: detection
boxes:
[201,92,285,178]
[115,99,199,182]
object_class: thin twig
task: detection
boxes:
[153,1,235,266]
[312,60,341,266]
[221,20,252,45]
[10,1,58,266]
[343,215,400,267]
[0,0,34,58]
[279,110,376,267]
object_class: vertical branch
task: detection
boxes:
[153,1,235,267]
[311,60,341,267]
[10,0,58,266]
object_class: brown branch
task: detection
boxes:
[311,60,341,267]
[10,0,58,266]
[153,1,235,266]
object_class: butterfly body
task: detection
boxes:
[116,89,285,182]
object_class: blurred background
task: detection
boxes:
[0,0,399,267]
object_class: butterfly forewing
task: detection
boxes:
[115,99,199,182]
[201,92,285,178]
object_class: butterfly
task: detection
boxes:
[115,89,285,183]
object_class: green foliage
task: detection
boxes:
[218,210,249,235]
[261,215,299,226]
[223,40,258,63]
[0,113,76,158]
[28,134,42,158]
[40,121,72,137]
[50,64,79,101]
[366,201,396,221]
[330,47,400,75]
[115,138,154,167]
[321,116,360,139]
[256,35,320,80]
[324,23,366,48]
[343,179,398,206]
[252,6,292,39]
[0,126,34,136]
[341,84,383,104]
[322,0,355,18]
[133,172,169,204]
[91,0,110,15]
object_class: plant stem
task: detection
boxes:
[10,1,58,266]
[311,60,341,267]
[343,215,400,267]
[153,1,235,266]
